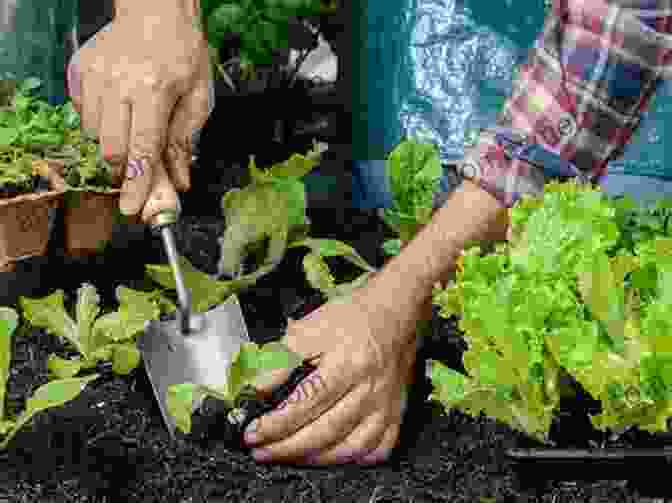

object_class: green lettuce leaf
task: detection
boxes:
[288,238,376,300]
[382,140,443,243]
[20,289,83,354]
[0,308,19,420]
[21,285,170,376]
[145,255,271,313]
[0,374,99,449]
[430,181,672,441]
[218,175,307,278]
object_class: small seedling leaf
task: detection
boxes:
[0,374,99,449]
[47,354,83,379]
[111,343,141,375]
[382,239,402,257]
[167,383,201,434]
[0,308,18,420]
[75,283,101,358]
[289,238,376,273]
[146,256,234,313]
[20,290,82,354]
[302,252,336,298]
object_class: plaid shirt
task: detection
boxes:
[457,0,672,208]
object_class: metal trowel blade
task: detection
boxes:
[137,294,250,438]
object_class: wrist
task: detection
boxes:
[365,180,509,340]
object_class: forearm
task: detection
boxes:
[367,179,508,341]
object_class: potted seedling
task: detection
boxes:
[50,125,126,258]
[0,77,125,258]
[0,78,70,272]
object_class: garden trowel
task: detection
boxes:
[135,163,251,438]
[136,162,315,439]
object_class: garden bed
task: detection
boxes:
[0,194,664,501]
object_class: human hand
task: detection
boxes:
[243,288,419,466]
[66,12,214,223]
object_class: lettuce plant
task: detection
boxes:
[381,140,444,256]
[20,284,176,378]
[0,306,99,449]
[217,146,323,279]
[430,180,672,443]
[149,143,375,307]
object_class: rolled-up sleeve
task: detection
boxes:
[457,0,672,208]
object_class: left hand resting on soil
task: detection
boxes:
[66,12,213,222]
[244,287,418,466]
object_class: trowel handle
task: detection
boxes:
[145,161,191,333]
[146,160,181,231]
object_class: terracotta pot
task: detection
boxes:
[62,189,123,258]
[0,162,66,272]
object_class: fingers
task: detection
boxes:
[244,366,362,462]
[165,78,214,191]
[301,411,388,465]
[98,93,132,186]
[356,422,400,466]
[120,90,177,216]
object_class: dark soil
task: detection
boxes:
[0,172,668,501]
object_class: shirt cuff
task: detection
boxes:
[457,129,546,208]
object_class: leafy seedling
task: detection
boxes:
[288,238,376,300]
[0,307,19,433]
[0,305,99,449]
[146,254,276,314]
[20,284,175,378]
[381,139,444,254]
[167,341,303,435]
[217,152,318,279]
[0,374,99,449]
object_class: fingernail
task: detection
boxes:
[244,419,261,445]
[252,448,273,463]
[332,448,362,464]
[357,449,385,466]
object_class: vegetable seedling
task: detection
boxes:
[20,284,176,378]
[381,139,444,255]
[0,306,99,449]
[166,340,304,435]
